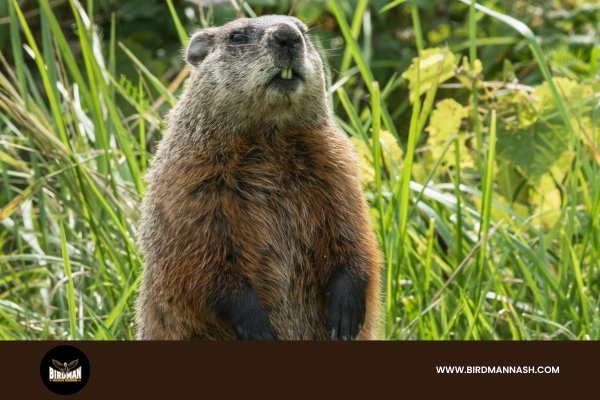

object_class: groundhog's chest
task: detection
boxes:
[158,139,334,267]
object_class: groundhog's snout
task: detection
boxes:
[268,24,304,60]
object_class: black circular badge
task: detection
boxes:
[40,345,90,395]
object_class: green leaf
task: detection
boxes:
[456,56,483,88]
[351,136,375,190]
[497,77,598,180]
[427,99,468,142]
[497,118,569,180]
[401,47,457,102]
[380,129,404,167]
[426,98,471,167]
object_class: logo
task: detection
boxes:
[40,345,90,395]
[50,359,81,382]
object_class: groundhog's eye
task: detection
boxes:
[229,32,248,44]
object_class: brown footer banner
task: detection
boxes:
[1,341,598,397]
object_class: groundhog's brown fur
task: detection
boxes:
[135,15,381,340]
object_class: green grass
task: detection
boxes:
[0,0,598,340]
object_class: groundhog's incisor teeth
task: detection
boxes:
[281,67,292,80]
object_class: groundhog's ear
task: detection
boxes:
[186,29,215,67]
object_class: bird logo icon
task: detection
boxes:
[51,359,79,373]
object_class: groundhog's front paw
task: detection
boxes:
[230,310,278,341]
[213,282,279,341]
[326,270,367,341]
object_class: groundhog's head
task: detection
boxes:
[182,15,328,130]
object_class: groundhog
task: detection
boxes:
[135,15,381,340]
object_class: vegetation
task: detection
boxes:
[0,0,598,340]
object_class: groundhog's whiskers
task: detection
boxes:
[304,23,327,34]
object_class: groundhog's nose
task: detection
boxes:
[270,24,303,58]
